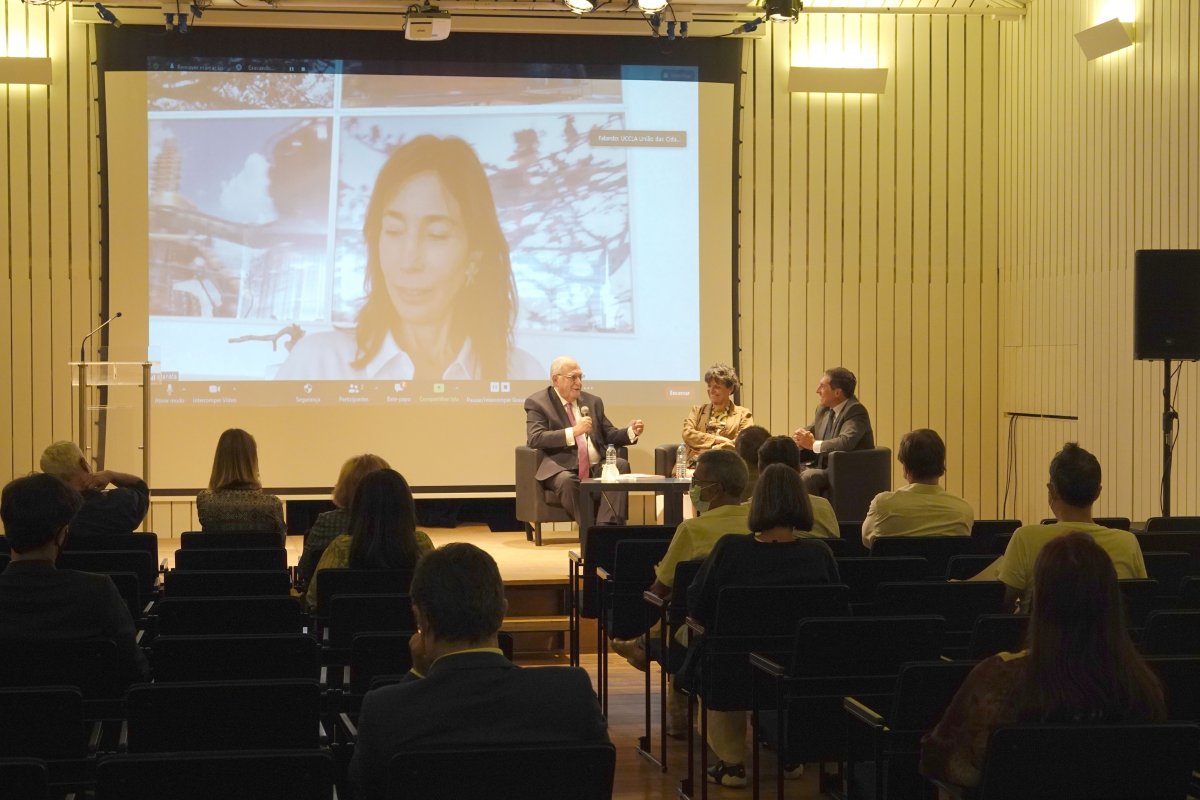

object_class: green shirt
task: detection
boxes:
[305,529,434,610]
[654,504,751,586]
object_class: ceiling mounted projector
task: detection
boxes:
[405,4,451,40]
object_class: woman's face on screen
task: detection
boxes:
[377,170,478,327]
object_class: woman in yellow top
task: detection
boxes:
[305,468,433,610]
[680,363,754,472]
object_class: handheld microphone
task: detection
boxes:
[580,405,590,418]
[79,312,123,362]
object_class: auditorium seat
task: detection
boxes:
[180,530,285,549]
[0,759,48,800]
[827,447,891,521]
[173,547,287,572]
[151,634,320,682]
[95,750,335,800]
[655,442,684,477]
[1144,516,1200,533]
[386,743,616,800]
[514,445,575,546]
[163,570,291,597]
[154,595,305,636]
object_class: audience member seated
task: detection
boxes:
[305,469,433,611]
[686,464,841,787]
[861,428,974,549]
[0,473,148,683]
[196,428,286,534]
[921,532,1166,790]
[680,363,755,471]
[970,442,1146,612]
[39,440,149,537]
[757,435,839,539]
[348,542,608,800]
[611,450,750,731]
[297,453,390,590]
[734,425,771,501]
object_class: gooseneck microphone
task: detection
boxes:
[79,312,123,362]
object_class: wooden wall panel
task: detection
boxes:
[740,10,1006,518]
[1000,0,1200,524]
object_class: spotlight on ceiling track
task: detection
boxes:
[564,0,595,13]
[637,0,669,14]
[94,2,122,27]
[764,0,801,23]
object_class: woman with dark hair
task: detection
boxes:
[685,463,840,787]
[277,135,540,381]
[297,453,390,590]
[921,532,1166,789]
[305,468,433,609]
[196,428,285,534]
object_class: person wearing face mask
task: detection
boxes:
[611,449,750,735]
[0,473,149,685]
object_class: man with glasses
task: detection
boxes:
[524,355,645,528]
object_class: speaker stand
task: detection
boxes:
[1162,358,1176,517]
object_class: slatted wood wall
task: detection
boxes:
[999,0,1200,524]
[738,10,1006,518]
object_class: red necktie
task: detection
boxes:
[565,404,590,480]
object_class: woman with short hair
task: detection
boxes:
[679,362,754,472]
[297,453,390,589]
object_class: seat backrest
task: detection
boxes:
[328,594,415,649]
[0,639,123,699]
[1136,532,1200,573]
[151,634,319,682]
[967,614,1029,660]
[870,536,977,577]
[578,526,672,619]
[990,532,1013,555]
[64,532,159,562]
[105,571,144,619]
[180,531,285,549]
[155,596,304,636]
[1143,610,1200,656]
[611,539,673,586]
[1143,552,1191,596]
[655,443,683,478]
[604,539,673,639]
[57,550,158,594]
[313,569,414,618]
[1040,517,1132,531]
[1182,577,1200,609]
[0,759,47,800]
[820,537,860,558]
[834,557,929,604]
[164,570,291,597]
[1144,516,1200,533]
[125,680,322,753]
[173,547,287,572]
[945,554,1001,581]
[712,584,850,636]
[0,686,88,759]
[888,660,976,730]
[387,744,616,800]
[789,616,944,677]
[1118,579,1162,629]
[95,750,334,800]
[1145,656,1200,722]
[976,723,1200,799]
[350,633,413,695]
[873,581,1007,632]
[668,560,704,615]
[827,447,891,521]
[970,520,1022,552]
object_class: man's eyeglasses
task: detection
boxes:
[558,372,585,382]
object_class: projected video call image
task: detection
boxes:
[146,69,698,391]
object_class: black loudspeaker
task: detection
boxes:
[1134,250,1200,360]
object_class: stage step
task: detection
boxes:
[501,615,571,633]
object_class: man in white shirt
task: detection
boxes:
[792,367,874,497]
[524,355,644,527]
[861,428,975,549]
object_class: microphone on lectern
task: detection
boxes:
[79,312,123,362]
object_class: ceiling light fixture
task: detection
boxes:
[637,0,669,14]
[564,0,595,14]
[763,0,801,23]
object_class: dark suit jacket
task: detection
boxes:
[806,398,874,467]
[524,387,634,482]
[349,650,608,800]
[0,561,149,684]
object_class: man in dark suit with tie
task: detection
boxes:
[524,355,645,526]
[792,366,875,497]
[348,543,609,800]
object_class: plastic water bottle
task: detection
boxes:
[601,445,619,482]
[675,444,688,478]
